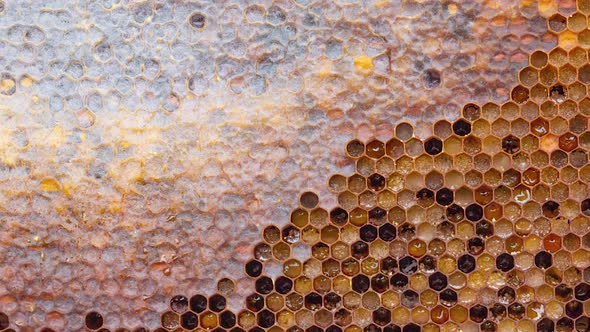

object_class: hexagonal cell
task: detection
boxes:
[170,295,189,313]
[346,140,365,158]
[188,12,207,30]
[180,311,199,330]
[366,140,385,159]
[85,312,104,331]
[161,311,179,330]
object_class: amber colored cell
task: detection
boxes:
[559,132,578,152]
[512,85,529,104]
[522,168,540,186]
[450,305,468,323]
[519,67,539,87]
[291,208,309,228]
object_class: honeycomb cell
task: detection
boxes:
[190,295,208,313]
[170,295,189,314]
[181,312,199,330]
[85,312,104,330]
[161,311,179,330]
[189,12,206,29]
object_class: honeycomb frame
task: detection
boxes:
[0,0,589,331]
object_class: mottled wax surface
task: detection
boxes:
[0,0,557,330]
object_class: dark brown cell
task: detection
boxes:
[507,302,525,320]
[380,257,398,275]
[566,301,584,318]
[373,307,392,326]
[209,294,227,312]
[575,283,590,301]
[452,119,471,136]
[496,253,515,272]
[275,276,293,294]
[190,294,208,313]
[219,311,236,328]
[369,207,387,224]
[367,173,386,191]
[416,188,434,207]
[323,292,341,310]
[304,292,322,310]
[402,323,420,332]
[469,304,488,323]
[423,69,441,89]
[245,260,263,277]
[550,84,567,103]
[330,207,348,225]
[351,274,370,293]
[481,321,497,332]
[535,251,553,269]
[556,317,574,332]
[538,318,555,332]
[542,201,560,218]
[189,12,206,29]
[246,294,265,312]
[181,312,199,330]
[424,137,443,155]
[390,273,408,290]
[371,274,389,293]
[257,309,275,328]
[428,272,448,291]
[360,224,378,242]
[446,204,464,222]
[489,303,506,320]
[435,188,454,206]
[467,237,485,255]
[498,286,516,304]
[419,255,436,273]
[85,312,104,330]
[458,254,476,273]
[334,309,352,327]
[439,288,458,308]
[582,199,590,216]
[255,276,273,294]
[465,204,483,222]
[399,256,418,275]
[502,135,520,154]
[351,241,369,259]
[575,317,590,332]
[476,220,494,238]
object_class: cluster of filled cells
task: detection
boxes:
[48,43,590,332]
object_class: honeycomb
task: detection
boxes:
[0,0,589,331]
